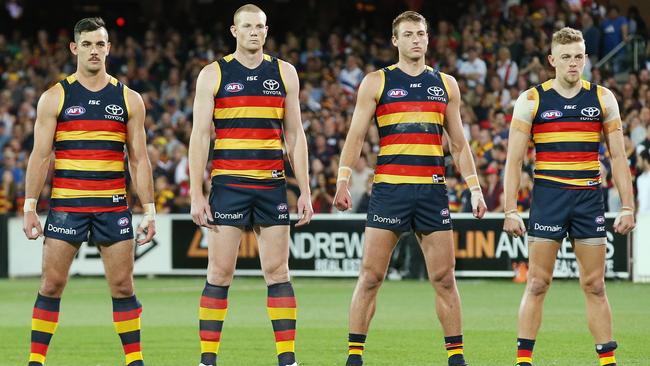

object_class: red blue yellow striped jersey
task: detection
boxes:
[374,65,449,185]
[532,80,604,189]
[211,54,286,187]
[52,74,129,212]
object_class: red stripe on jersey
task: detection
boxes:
[215,128,282,140]
[123,342,141,354]
[199,330,222,341]
[55,149,124,161]
[113,308,142,322]
[376,101,446,116]
[535,151,599,162]
[517,350,532,357]
[267,296,297,308]
[532,121,601,134]
[274,329,296,342]
[211,159,284,171]
[375,164,445,177]
[200,296,228,309]
[214,96,284,109]
[379,133,442,146]
[32,308,59,322]
[52,206,128,213]
[56,120,127,132]
[53,177,126,190]
[31,342,48,355]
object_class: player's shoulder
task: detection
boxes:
[37,81,65,112]
[519,86,540,102]
[199,60,221,78]
[275,56,297,73]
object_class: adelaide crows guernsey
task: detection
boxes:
[374,65,449,185]
[532,80,604,189]
[52,74,129,213]
[211,54,287,187]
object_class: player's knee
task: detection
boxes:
[109,277,134,298]
[359,269,384,291]
[527,275,551,296]
[429,267,456,291]
[40,276,68,297]
[581,278,606,297]
[206,267,235,286]
[263,264,290,285]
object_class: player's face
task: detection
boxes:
[548,42,586,85]
[392,21,428,61]
[231,11,268,52]
[70,28,110,74]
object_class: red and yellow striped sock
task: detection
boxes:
[112,295,144,366]
[28,293,60,366]
[596,341,617,366]
[199,282,228,366]
[445,335,466,365]
[516,338,535,366]
[346,333,366,366]
[267,282,296,366]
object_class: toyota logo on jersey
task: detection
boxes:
[263,79,280,91]
[427,86,445,96]
[105,104,124,116]
[581,107,600,118]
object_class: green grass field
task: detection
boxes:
[1,277,649,365]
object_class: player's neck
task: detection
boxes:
[551,77,582,98]
[74,69,110,92]
[233,48,264,69]
[397,57,426,76]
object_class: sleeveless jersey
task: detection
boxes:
[531,80,604,189]
[374,65,449,185]
[211,54,287,187]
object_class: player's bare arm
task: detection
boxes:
[503,88,535,237]
[334,71,382,211]
[600,86,636,234]
[441,73,487,218]
[279,60,313,226]
[189,62,219,228]
[22,84,61,240]
[125,87,156,244]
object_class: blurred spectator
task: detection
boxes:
[496,47,518,87]
[458,47,487,88]
[600,5,628,73]
[637,149,650,214]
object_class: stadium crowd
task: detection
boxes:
[1,1,650,215]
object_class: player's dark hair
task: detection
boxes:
[73,17,106,42]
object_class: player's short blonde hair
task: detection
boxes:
[233,4,266,24]
[392,11,427,37]
[551,27,584,49]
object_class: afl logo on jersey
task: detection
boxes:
[105,104,124,116]
[440,208,450,217]
[263,79,280,91]
[225,82,244,93]
[65,106,86,116]
[581,107,600,118]
[595,216,605,225]
[541,110,563,120]
[387,88,408,98]
[117,217,130,227]
[427,86,445,97]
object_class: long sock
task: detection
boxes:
[112,295,144,366]
[346,333,366,366]
[445,335,467,365]
[199,282,228,366]
[28,293,60,366]
[596,341,617,366]
[267,282,297,366]
[516,338,535,366]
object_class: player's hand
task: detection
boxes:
[295,192,313,227]
[333,182,352,211]
[613,208,635,235]
[470,188,487,219]
[23,211,43,240]
[136,219,156,245]
[503,210,526,238]
[191,195,216,229]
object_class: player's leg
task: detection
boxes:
[417,230,466,366]
[347,227,399,366]
[28,238,79,366]
[516,238,560,366]
[574,240,618,366]
[256,224,296,366]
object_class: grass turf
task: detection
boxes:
[1,277,648,365]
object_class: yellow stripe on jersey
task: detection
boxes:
[535,174,601,186]
[210,169,280,179]
[55,130,126,142]
[378,144,444,157]
[533,131,600,143]
[213,106,284,120]
[199,307,227,321]
[535,160,601,171]
[267,307,297,320]
[440,72,451,96]
[32,319,58,333]
[376,69,385,102]
[54,159,125,172]
[56,83,65,116]
[114,318,141,333]
[374,174,445,185]
[213,62,222,96]
[376,112,444,127]
[123,86,130,119]
[51,187,127,199]
[214,138,282,150]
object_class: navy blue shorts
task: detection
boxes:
[528,184,606,240]
[44,210,134,245]
[366,183,452,233]
[208,181,290,227]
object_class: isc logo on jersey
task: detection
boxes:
[387,89,408,98]
[541,110,563,120]
[65,106,86,116]
[225,83,244,93]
